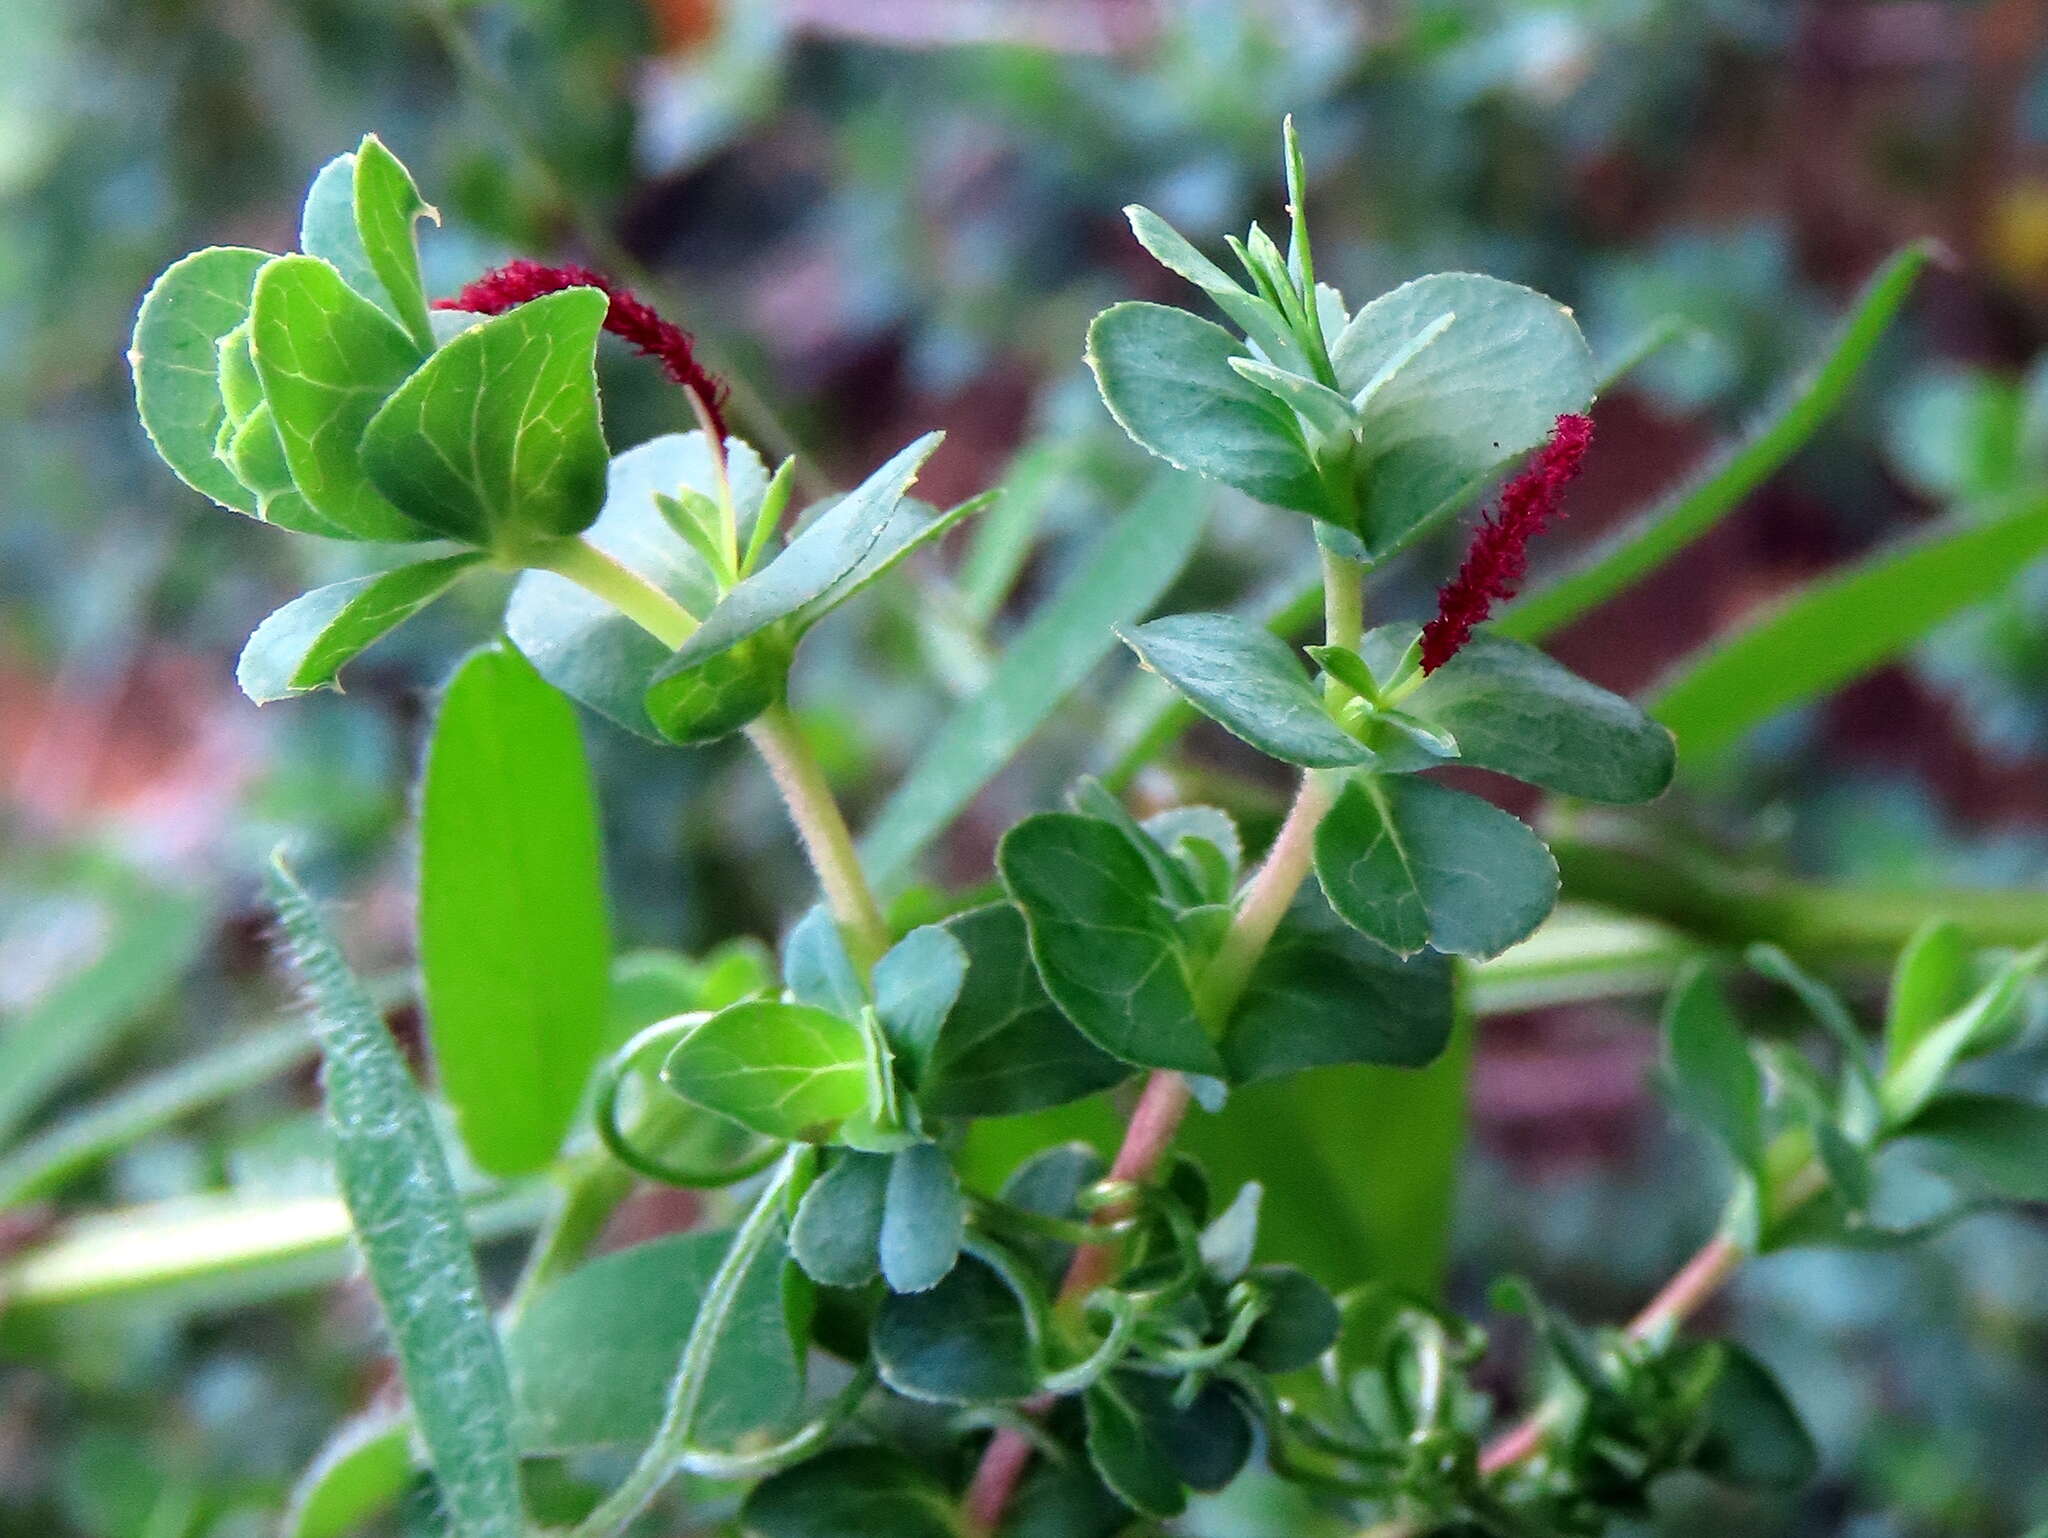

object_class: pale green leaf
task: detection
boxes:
[237,553,484,703]
[661,1001,872,1143]
[129,245,272,513]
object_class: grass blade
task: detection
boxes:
[268,855,527,1538]
[1650,491,2048,762]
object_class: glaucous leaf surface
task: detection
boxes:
[998,813,1223,1076]
[742,1447,957,1538]
[871,925,967,1090]
[507,431,759,738]
[1123,204,1305,372]
[250,255,433,542]
[1404,632,1675,803]
[782,904,868,1020]
[1224,888,1454,1084]
[789,1151,891,1288]
[1329,273,1595,555]
[419,645,612,1177]
[267,861,525,1538]
[879,1141,965,1293]
[1312,774,1558,960]
[1087,301,1322,513]
[130,245,273,514]
[661,1002,872,1143]
[236,552,483,703]
[872,1252,1041,1404]
[361,286,611,550]
[300,137,437,351]
[920,904,1131,1118]
[1119,612,1371,768]
[506,1229,808,1450]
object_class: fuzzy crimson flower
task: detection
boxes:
[1418,413,1595,674]
[435,260,730,442]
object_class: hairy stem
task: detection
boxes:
[747,702,894,974]
[573,1151,804,1538]
[542,537,697,650]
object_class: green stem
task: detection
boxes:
[571,1150,806,1538]
[746,703,893,975]
[505,1155,635,1321]
[541,537,697,650]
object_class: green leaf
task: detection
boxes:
[1897,1093,2048,1202]
[1694,1345,1820,1489]
[506,1230,807,1450]
[1661,967,1764,1170]
[130,245,273,513]
[1404,632,1675,803]
[361,286,612,551]
[1329,273,1594,556]
[507,432,759,739]
[1239,1263,1342,1372]
[873,925,968,1089]
[1230,356,1358,443]
[661,1001,872,1143]
[250,255,436,543]
[1885,918,1972,1070]
[1224,886,1454,1083]
[880,1142,965,1293]
[1084,1373,1186,1518]
[1313,775,1558,961]
[1651,492,2048,763]
[419,645,611,1177]
[783,904,868,1020]
[1881,946,2046,1127]
[917,904,1129,1119]
[642,640,785,746]
[859,475,1211,885]
[743,1447,957,1538]
[656,433,942,674]
[1123,204,1304,372]
[1087,301,1322,514]
[236,553,484,703]
[282,1409,411,1538]
[266,859,525,1538]
[872,1251,1041,1404]
[221,400,337,536]
[1499,244,1931,642]
[300,138,438,353]
[997,813,1222,1076]
[1198,1182,1262,1282]
[789,1151,891,1287]
[1118,612,1370,768]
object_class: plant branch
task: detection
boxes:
[746,702,894,975]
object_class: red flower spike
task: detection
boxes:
[1418,413,1595,675]
[435,260,730,442]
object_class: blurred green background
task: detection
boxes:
[6,0,2048,1534]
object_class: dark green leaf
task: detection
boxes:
[873,925,968,1089]
[1225,887,1454,1084]
[873,1252,1041,1404]
[661,1001,872,1143]
[1083,1373,1186,1518]
[250,255,435,543]
[997,813,1222,1076]
[130,246,273,514]
[920,904,1131,1119]
[236,553,484,703]
[998,1143,1107,1282]
[506,1230,807,1450]
[362,287,611,551]
[789,1152,891,1288]
[860,474,1212,884]
[420,645,612,1177]
[1330,273,1594,555]
[1405,633,1674,803]
[1118,612,1370,768]
[1694,1345,1819,1489]
[266,859,525,1538]
[1661,967,1764,1169]
[507,432,759,740]
[742,1447,957,1538]
[880,1142,965,1293]
[642,638,783,746]
[1313,774,1558,961]
[1240,1264,1342,1372]
[1898,1093,2048,1202]
[1087,301,1322,514]
[1651,493,2048,763]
